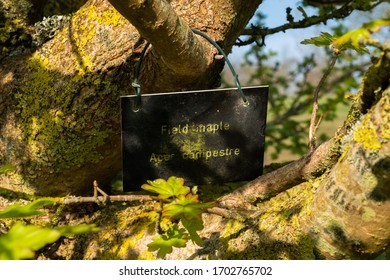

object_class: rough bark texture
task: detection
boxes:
[106,0,213,75]
[305,88,390,259]
[1,0,390,260]
[0,0,262,196]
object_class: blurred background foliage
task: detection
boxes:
[224,0,389,163]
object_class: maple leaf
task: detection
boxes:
[141,176,190,199]
[163,194,214,221]
[0,198,57,219]
[162,194,214,246]
[147,225,188,258]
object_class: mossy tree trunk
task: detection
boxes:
[0,0,389,259]
[304,88,390,259]
[0,0,262,195]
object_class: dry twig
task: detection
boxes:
[308,50,339,152]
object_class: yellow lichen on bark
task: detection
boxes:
[353,114,382,150]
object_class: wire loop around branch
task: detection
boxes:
[131,29,248,110]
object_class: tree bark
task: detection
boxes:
[106,0,213,75]
[304,87,390,259]
[0,0,262,196]
[1,0,390,260]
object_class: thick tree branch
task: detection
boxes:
[218,139,335,210]
[106,0,213,76]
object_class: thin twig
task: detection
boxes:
[62,194,155,204]
[308,50,339,152]
[59,180,155,204]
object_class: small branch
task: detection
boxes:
[240,3,354,39]
[238,1,383,46]
[308,50,339,151]
[57,180,155,204]
[62,194,155,204]
[206,206,250,221]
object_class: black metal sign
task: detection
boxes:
[121,86,268,191]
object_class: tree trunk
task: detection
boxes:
[0,0,261,196]
[1,0,389,260]
[304,87,390,259]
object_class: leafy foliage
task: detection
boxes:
[0,199,99,260]
[142,176,214,258]
[302,18,390,54]
[142,176,190,199]
[0,198,57,218]
[163,193,214,246]
[0,222,63,260]
[237,12,388,160]
[147,225,188,258]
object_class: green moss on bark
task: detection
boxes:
[15,55,112,173]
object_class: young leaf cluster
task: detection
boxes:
[142,176,214,258]
[301,18,390,54]
[0,198,99,260]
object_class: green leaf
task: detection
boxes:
[332,28,371,53]
[301,32,335,47]
[162,194,214,247]
[0,198,57,219]
[0,222,62,260]
[0,222,100,260]
[297,6,308,18]
[181,217,204,246]
[302,18,390,54]
[163,194,214,221]
[0,164,16,175]
[141,176,190,199]
[147,225,188,258]
[363,19,390,33]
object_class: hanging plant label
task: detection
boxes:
[121,86,268,191]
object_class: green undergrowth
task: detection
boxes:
[0,197,99,260]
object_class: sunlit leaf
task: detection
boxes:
[144,177,214,257]
[181,217,204,246]
[147,225,188,258]
[332,29,371,54]
[363,19,390,33]
[162,194,214,247]
[0,198,57,219]
[163,194,214,221]
[0,222,100,260]
[301,32,335,47]
[141,176,190,199]
[0,222,61,260]
[302,18,390,54]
